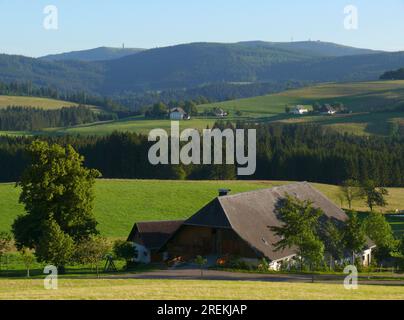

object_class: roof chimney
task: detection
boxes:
[218,189,231,197]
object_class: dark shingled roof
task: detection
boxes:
[127,220,184,250]
[185,182,370,261]
[170,107,186,114]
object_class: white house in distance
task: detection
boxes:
[170,107,190,120]
[321,104,337,115]
[291,105,309,115]
[213,108,228,118]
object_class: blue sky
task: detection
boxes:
[1,0,404,57]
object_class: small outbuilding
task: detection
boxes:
[127,220,184,263]
[170,108,190,120]
[291,105,309,115]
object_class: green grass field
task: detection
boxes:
[51,116,217,136]
[200,80,404,115]
[1,81,403,137]
[1,179,403,238]
[53,80,404,136]
[197,80,404,136]
[0,95,93,110]
[1,278,404,300]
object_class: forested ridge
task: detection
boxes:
[0,123,402,186]
[0,42,403,96]
[0,79,308,112]
[0,106,115,131]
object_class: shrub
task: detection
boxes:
[113,240,136,266]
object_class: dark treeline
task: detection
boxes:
[0,123,403,186]
[380,68,404,80]
[0,81,136,117]
[0,106,116,131]
[113,80,309,110]
[0,80,309,114]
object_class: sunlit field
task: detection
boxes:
[1,180,403,238]
[1,278,404,300]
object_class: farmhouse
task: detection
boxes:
[291,105,309,115]
[127,220,183,263]
[213,108,228,118]
[128,183,375,269]
[321,104,337,115]
[170,107,190,120]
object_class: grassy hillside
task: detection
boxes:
[200,80,404,114]
[1,81,404,137]
[1,180,403,238]
[50,117,217,136]
[198,80,404,136]
[0,95,91,110]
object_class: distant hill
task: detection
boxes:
[101,42,317,92]
[264,51,404,82]
[238,40,381,57]
[0,54,105,93]
[40,47,145,62]
[0,41,403,95]
[100,43,404,93]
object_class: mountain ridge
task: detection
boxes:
[0,41,402,95]
[40,46,145,62]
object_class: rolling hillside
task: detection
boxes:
[39,80,404,137]
[0,95,96,110]
[0,54,104,93]
[198,80,404,136]
[40,47,145,62]
[0,180,403,238]
[201,80,404,114]
[1,41,404,94]
[252,40,380,57]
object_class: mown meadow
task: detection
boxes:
[1,179,403,238]
[1,278,404,300]
[0,95,97,110]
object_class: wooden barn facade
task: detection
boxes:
[127,220,183,264]
[128,182,375,268]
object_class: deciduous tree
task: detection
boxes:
[12,140,101,250]
[75,236,111,277]
[340,179,361,210]
[35,218,75,273]
[343,212,366,265]
[271,196,325,270]
[360,180,389,212]
[19,247,35,278]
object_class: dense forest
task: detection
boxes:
[0,123,402,186]
[2,42,404,97]
[114,80,308,110]
[0,106,116,131]
[380,68,404,80]
[0,80,308,112]
[0,81,134,116]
